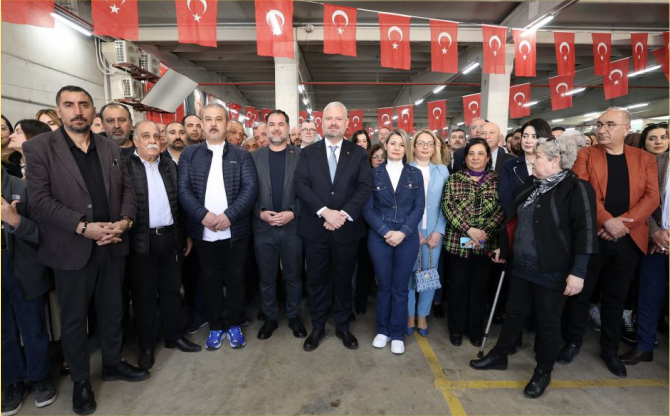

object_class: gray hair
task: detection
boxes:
[241,137,257,147]
[203,103,228,120]
[252,122,266,132]
[602,106,632,124]
[558,130,587,148]
[535,136,578,170]
[323,101,348,117]
[133,120,158,138]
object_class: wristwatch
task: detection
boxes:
[121,216,134,230]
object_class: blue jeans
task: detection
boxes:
[408,231,443,317]
[1,252,50,384]
[368,223,420,340]
[637,252,669,352]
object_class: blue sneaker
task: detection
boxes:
[206,330,225,350]
[227,326,246,349]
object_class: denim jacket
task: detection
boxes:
[363,162,425,238]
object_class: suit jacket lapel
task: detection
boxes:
[261,148,272,192]
[94,135,112,197]
[333,140,354,185]
[314,141,331,183]
[51,133,88,192]
[283,146,297,193]
[593,146,609,199]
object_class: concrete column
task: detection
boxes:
[480,44,515,134]
[274,35,300,127]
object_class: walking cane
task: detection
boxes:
[478,269,506,358]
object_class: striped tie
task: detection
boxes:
[329,145,338,182]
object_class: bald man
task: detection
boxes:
[481,121,514,171]
[227,120,245,146]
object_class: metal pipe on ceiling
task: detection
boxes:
[199,81,666,89]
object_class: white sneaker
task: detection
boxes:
[372,334,390,348]
[391,340,405,355]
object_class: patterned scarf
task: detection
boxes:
[467,169,487,186]
[523,169,569,207]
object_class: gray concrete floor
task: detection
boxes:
[16,300,670,415]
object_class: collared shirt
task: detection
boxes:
[203,141,231,241]
[491,147,500,170]
[317,138,352,221]
[163,148,180,165]
[135,151,173,228]
[62,127,111,222]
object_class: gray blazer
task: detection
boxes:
[251,145,301,237]
[23,128,136,271]
[649,152,669,236]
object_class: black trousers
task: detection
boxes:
[305,235,359,332]
[355,234,375,301]
[53,245,124,382]
[447,254,492,339]
[129,232,183,349]
[562,236,641,354]
[194,238,248,330]
[494,276,567,371]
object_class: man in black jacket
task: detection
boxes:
[124,121,201,371]
[295,101,372,351]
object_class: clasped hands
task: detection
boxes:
[260,210,295,227]
[419,232,441,249]
[78,220,129,246]
[202,212,231,232]
[598,216,634,241]
[322,208,347,231]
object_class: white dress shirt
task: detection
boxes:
[203,142,231,241]
[136,151,173,228]
[317,139,352,221]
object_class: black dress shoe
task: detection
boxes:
[600,351,627,378]
[288,316,307,338]
[470,337,483,348]
[433,303,445,319]
[137,348,155,370]
[165,337,202,352]
[102,360,151,382]
[73,380,96,416]
[523,368,551,399]
[620,348,653,365]
[469,351,508,370]
[556,343,581,365]
[257,319,279,340]
[336,330,359,350]
[303,329,325,352]
[450,333,462,346]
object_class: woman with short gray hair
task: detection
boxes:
[558,130,588,149]
[470,136,598,399]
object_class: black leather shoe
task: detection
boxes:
[72,380,96,415]
[137,348,155,370]
[470,337,483,348]
[288,316,307,338]
[102,360,151,382]
[303,329,325,352]
[450,333,462,346]
[556,343,581,365]
[600,351,627,378]
[469,351,508,370]
[620,348,653,365]
[257,319,279,340]
[165,337,202,352]
[335,330,359,350]
[523,368,551,399]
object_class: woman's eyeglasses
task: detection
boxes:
[371,155,386,160]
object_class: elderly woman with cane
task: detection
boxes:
[469,136,598,399]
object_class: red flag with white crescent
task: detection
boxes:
[554,32,576,76]
[261,108,273,123]
[377,107,394,130]
[630,33,648,72]
[2,0,54,27]
[228,103,241,121]
[255,0,294,58]
[509,83,531,119]
[512,29,536,77]
[298,111,308,126]
[323,4,357,57]
[482,25,507,75]
[592,33,611,76]
[427,100,446,131]
[244,106,258,128]
[92,0,138,40]
[462,93,481,126]
[378,13,411,70]
[312,111,323,136]
[347,110,364,136]
[430,20,458,73]
[653,47,669,81]
[175,0,218,47]
[396,105,414,133]
[603,58,630,100]
[548,75,574,111]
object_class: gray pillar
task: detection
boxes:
[480,44,515,134]
[274,35,300,127]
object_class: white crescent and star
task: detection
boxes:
[609,68,623,85]
[513,92,526,106]
[387,26,404,50]
[401,112,410,121]
[352,115,360,124]
[381,114,391,123]
[556,82,569,97]
[106,0,125,14]
[489,35,502,56]
[635,41,644,59]
[519,40,531,60]
[597,42,608,61]
[332,10,349,35]
[432,107,442,118]
[468,100,479,114]
[266,10,286,36]
[437,31,452,54]
[559,41,571,60]
[187,0,208,23]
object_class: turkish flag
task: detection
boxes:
[396,105,414,132]
[2,0,54,27]
[603,58,630,99]
[298,111,308,126]
[377,107,394,130]
[548,75,574,111]
[430,20,458,73]
[244,106,258,128]
[462,93,481,126]
[228,103,242,121]
[427,100,446,131]
[255,0,294,58]
[592,33,611,76]
[509,83,531,119]
[367,126,374,137]
[323,4,357,57]
[512,29,536,77]
[175,0,218,47]
[379,13,411,70]
[554,32,576,76]
[91,0,138,40]
[312,111,323,136]
[347,110,364,136]
[261,108,273,123]
[482,25,507,74]
[631,33,648,72]
[653,48,669,81]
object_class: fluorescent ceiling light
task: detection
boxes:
[651,115,669,120]
[307,108,312,114]
[583,112,599,117]
[626,103,648,109]
[433,85,446,94]
[51,13,91,37]
[565,88,586,96]
[457,122,464,126]
[414,98,424,106]
[522,101,538,108]
[552,118,564,122]
[629,65,661,77]
[507,127,513,130]
[392,115,398,120]
[566,127,576,131]
[298,85,305,94]
[522,15,554,36]
[462,62,479,75]
[302,98,309,105]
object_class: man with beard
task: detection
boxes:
[299,120,317,148]
[183,115,204,145]
[290,126,301,146]
[156,123,167,152]
[100,103,134,156]
[251,110,306,340]
[163,122,187,164]
[253,122,269,148]
[509,128,523,156]
[227,120,245,147]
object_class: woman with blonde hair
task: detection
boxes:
[35,109,61,131]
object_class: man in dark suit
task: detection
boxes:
[251,110,306,340]
[23,85,149,416]
[295,101,373,351]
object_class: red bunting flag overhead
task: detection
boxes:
[630,33,648,72]
[396,105,414,132]
[603,58,630,99]
[2,0,54,27]
[244,106,258,128]
[261,108,273,123]
[592,33,611,76]
[367,126,375,137]
[377,107,394,130]
[175,0,218,47]
[462,93,481,126]
[228,103,242,121]
[92,0,138,40]
[512,29,536,77]
[298,111,308,125]
[323,4,357,57]
[509,83,531,119]
[653,47,669,81]
[554,32,576,76]
[427,100,447,131]
[347,110,364,136]
[481,25,507,74]
[378,13,411,70]
[430,20,459,73]
[312,111,323,136]
[255,0,294,58]
[548,75,574,111]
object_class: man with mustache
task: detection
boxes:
[100,102,135,156]
[226,120,245,146]
[179,104,258,351]
[163,122,187,164]
[123,121,200,371]
[182,115,204,145]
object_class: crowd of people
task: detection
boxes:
[1,84,668,415]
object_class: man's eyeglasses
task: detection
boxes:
[301,128,317,133]
[593,122,628,131]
